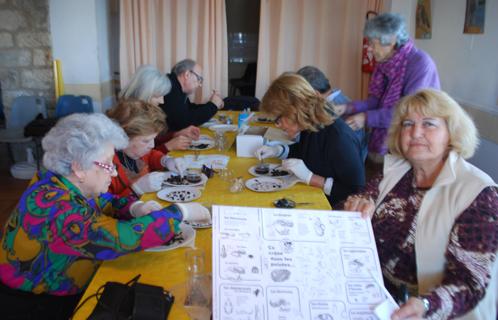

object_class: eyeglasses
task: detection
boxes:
[93,161,116,174]
[274,115,282,125]
[190,70,204,85]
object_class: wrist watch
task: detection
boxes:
[420,296,430,316]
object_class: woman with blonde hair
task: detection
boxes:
[120,65,200,152]
[255,73,365,205]
[106,99,186,198]
[343,89,497,319]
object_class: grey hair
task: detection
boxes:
[171,59,196,76]
[42,113,128,176]
[120,65,171,101]
[297,66,331,94]
[364,13,409,47]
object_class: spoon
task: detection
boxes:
[273,198,313,208]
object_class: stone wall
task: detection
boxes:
[0,0,54,116]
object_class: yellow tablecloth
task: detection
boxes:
[74,112,331,319]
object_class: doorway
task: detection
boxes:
[226,0,260,97]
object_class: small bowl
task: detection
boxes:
[254,163,270,175]
[185,169,202,183]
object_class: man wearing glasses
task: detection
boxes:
[160,58,224,132]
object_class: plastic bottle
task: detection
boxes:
[26,147,35,164]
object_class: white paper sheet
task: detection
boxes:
[183,154,230,169]
[212,206,389,320]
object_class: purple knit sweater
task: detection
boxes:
[350,45,440,154]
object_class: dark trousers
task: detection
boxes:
[0,281,82,320]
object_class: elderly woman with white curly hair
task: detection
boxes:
[120,64,200,152]
[336,13,440,162]
[0,113,209,319]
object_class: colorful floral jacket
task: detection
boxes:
[0,170,182,296]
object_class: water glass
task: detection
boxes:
[185,247,205,276]
[214,131,226,151]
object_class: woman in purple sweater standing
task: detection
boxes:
[336,13,440,162]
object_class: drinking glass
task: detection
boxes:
[184,247,211,320]
[214,131,226,151]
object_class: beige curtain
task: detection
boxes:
[120,0,228,102]
[256,0,383,101]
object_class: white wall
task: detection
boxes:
[390,0,498,181]
[49,0,100,84]
[49,0,114,112]
[96,0,112,83]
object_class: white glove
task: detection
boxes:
[254,145,283,160]
[175,203,211,222]
[161,156,187,175]
[131,172,167,195]
[282,158,313,184]
[129,200,163,217]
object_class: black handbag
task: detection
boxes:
[74,275,174,320]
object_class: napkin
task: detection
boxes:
[183,154,230,170]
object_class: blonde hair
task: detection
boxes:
[106,99,167,138]
[260,73,334,131]
[388,89,478,159]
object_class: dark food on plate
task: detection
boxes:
[254,164,270,174]
[270,168,289,177]
[274,198,296,208]
[166,189,195,201]
[250,179,282,191]
[190,143,209,150]
[164,175,189,185]
[163,232,184,246]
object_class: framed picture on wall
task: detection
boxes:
[416,0,432,39]
[464,0,486,34]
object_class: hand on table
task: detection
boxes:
[282,159,313,184]
[174,125,200,140]
[176,203,211,222]
[132,172,167,195]
[130,200,163,217]
[391,297,426,320]
[345,112,366,131]
[334,104,347,116]
[343,195,375,219]
[254,145,283,160]
[161,157,187,176]
[165,135,192,151]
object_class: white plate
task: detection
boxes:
[208,124,238,132]
[161,171,208,187]
[245,177,285,193]
[157,187,202,203]
[200,118,219,128]
[188,135,215,151]
[145,223,196,252]
[248,163,291,178]
[183,218,212,229]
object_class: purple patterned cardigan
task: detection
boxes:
[349,45,440,155]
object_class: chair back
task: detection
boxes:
[55,95,94,118]
[223,96,260,111]
[7,96,47,129]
